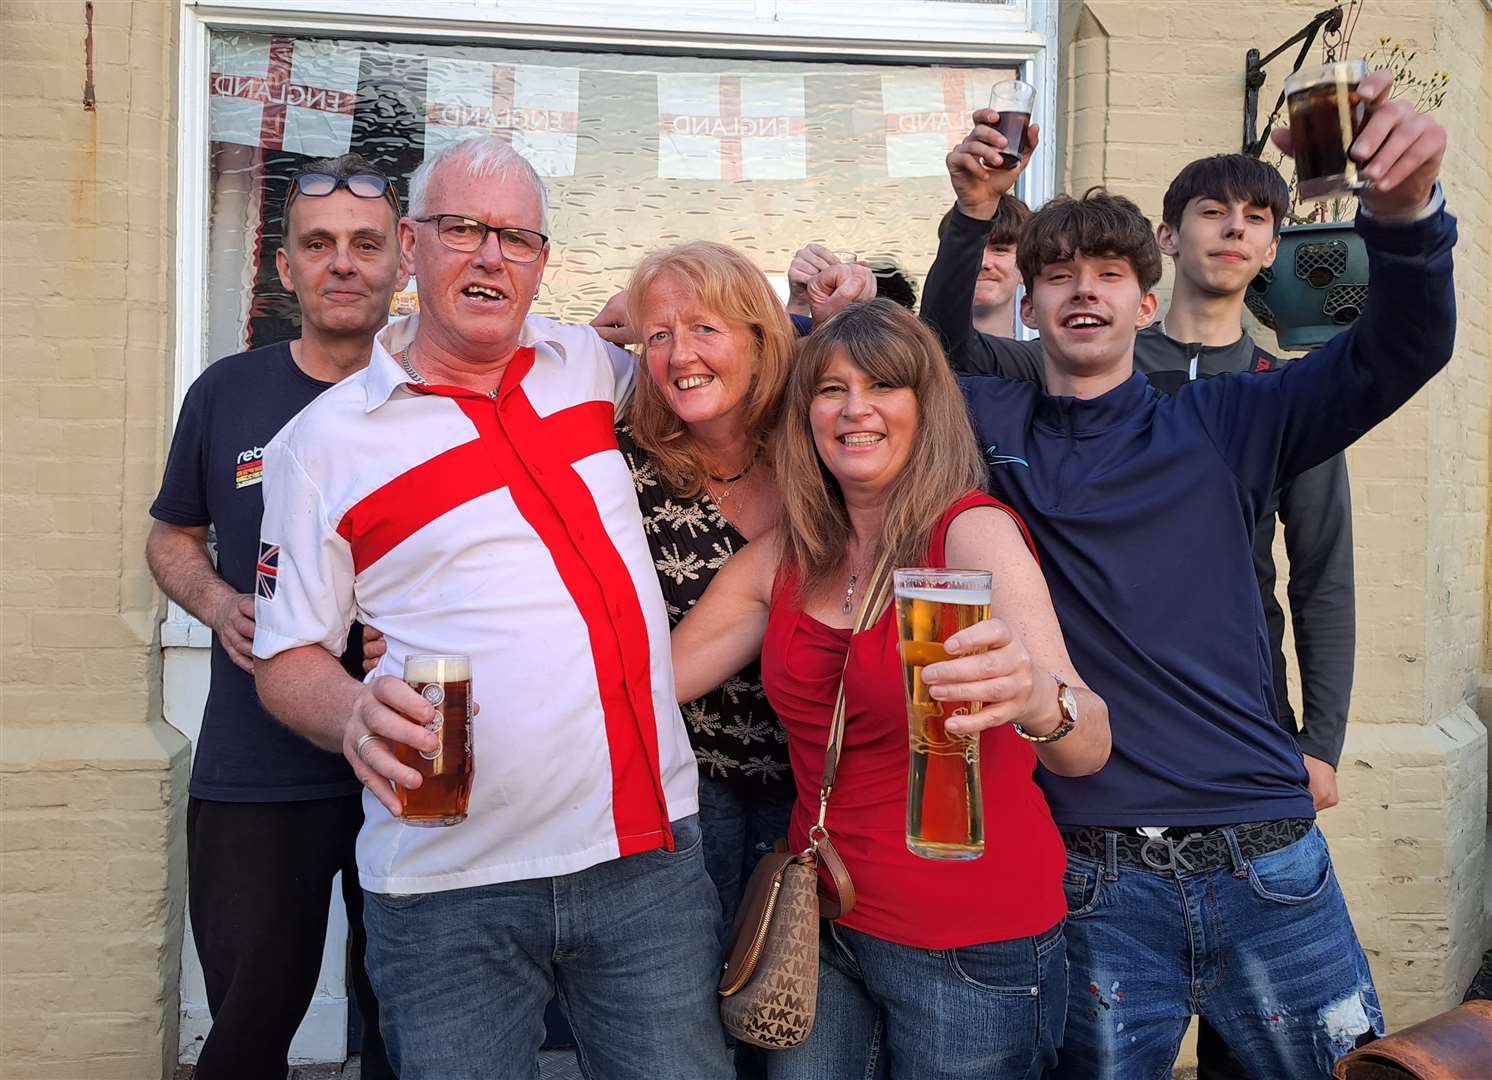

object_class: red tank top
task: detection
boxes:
[761,492,1067,948]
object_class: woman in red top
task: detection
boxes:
[674,300,1110,1079]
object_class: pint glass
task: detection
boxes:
[394,654,473,826]
[988,79,1035,169]
[1284,59,1370,201]
[894,569,990,860]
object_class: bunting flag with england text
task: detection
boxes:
[656,73,806,181]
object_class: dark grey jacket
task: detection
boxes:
[922,206,1355,766]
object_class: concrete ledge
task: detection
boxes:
[1,719,191,774]
[1324,705,1489,1027]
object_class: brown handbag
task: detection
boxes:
[717,555,894,1049]
[1332,1000,1492,1079]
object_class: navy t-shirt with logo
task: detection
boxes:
[151,342,364,802]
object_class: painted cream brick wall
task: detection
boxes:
[1,1,190,1077]
[1060,0,1491,1037]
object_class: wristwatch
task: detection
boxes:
[1013,673,1078,744]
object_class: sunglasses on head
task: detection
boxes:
[285,172,400,215]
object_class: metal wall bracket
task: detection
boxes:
[1242,5,1343,157]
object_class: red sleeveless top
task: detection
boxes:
[761,492,1067,948]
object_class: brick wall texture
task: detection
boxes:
[1063,0,1491,1029]
[1,1,190,1077]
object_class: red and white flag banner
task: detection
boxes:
[209,34,361,157]
[881,67,1014,178]
[657,74,806,181]
[424,59,581,177]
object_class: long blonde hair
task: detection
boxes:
[623,242,796,499]
[775,299,986,598]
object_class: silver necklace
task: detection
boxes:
[397,346,497,399]
[841,571,859,616]
[841,552,872,615]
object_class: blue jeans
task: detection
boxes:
[767,920,1066,1080]
[1054,825,1383,1080]
[363,815,732,1080]
[697,780,794,1080]
[697,778,795,943]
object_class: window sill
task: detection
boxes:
[162,619,214,649]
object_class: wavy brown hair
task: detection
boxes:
[1016,187,1162,292]
[775,299,986,599]
[623,242,796,499]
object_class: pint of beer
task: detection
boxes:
[893,569,991,861]
[394,654,473,827]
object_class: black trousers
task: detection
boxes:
[1196,1017,1251,1080]
[187,795,394,1080]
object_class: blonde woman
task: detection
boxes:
[672,300,1110,1080]
[618,241,798,943]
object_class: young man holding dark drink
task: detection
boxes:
[926,151,1356,823]
[936,193,1031,337]
[919,71,1454,1078]
[1155,154,1357,1080]
[146,154,402,1080]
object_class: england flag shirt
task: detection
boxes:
[253,315,698,894]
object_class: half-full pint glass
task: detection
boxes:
[988,79,1035,168]
[894,569,991,860]
[394,654,473,827]
[1284,59,1370,201]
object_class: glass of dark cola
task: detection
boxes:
[987,79,1035,169]
[1284,60,1371,201]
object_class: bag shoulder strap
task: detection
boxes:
[810,552,894,920]
[819,551,895,794]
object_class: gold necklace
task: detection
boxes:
[705,453,756,515]
[707,471,743,509]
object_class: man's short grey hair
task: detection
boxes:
[407,136,550,232]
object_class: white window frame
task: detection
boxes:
[166,0,1058,640]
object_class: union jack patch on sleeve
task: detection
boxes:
[255,541,279,601]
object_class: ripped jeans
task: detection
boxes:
[1052,825,1382,1080]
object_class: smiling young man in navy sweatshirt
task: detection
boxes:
[925,154,1357,822]
[919,71,1455,1080]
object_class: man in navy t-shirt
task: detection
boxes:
[920,73,1455,1079]
[147,154,404,1080]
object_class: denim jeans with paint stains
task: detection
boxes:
[1052,825,1383,1080]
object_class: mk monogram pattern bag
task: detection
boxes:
[717,556,894,1050]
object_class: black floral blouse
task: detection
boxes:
[616,426,793,797]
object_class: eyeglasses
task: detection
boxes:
[285,172,401,216]
[415,215,549,264]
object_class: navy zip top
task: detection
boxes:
[961,205,1457,826]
